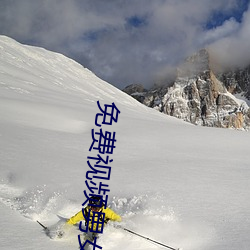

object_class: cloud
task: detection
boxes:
[0,0,249,89]
[200,18,240,45]
[209,3,250,69]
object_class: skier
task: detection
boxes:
[66,196,122,241]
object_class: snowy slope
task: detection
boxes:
[0,36,250,250]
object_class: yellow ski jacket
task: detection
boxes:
[67,206,121,231]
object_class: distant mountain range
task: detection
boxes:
[123,49,250,130]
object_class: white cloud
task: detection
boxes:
[0,0,249,88]
[200,18,240,45]
[209,5,250,68]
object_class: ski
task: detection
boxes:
[57,214,69,221]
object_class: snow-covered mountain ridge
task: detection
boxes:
[123,49,250,130]
[0,35,143,108]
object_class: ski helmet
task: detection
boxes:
[89,196,102,206]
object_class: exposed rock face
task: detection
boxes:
[217,66,250,99]
[123,83,146,95]
[123,49,250,130]
[122,84,147,103]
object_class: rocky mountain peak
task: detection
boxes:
[177,49,210,78]
[123,49,250,130]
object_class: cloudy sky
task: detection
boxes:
[0,0,249,89]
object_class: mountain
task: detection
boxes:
[123,49,250,130]
[217,66,250,99]
[1,36,250,250]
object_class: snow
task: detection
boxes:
[0,35,250,250]
[234,93,250,107]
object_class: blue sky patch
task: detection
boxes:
[126,15,147,28]
[206,0,249,29]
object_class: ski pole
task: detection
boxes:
[37,220,48,231]
[122,227,180,250]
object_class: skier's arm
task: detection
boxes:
[104,208,122,222]
[66,210,84,225]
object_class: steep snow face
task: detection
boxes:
[0,36,250,250]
